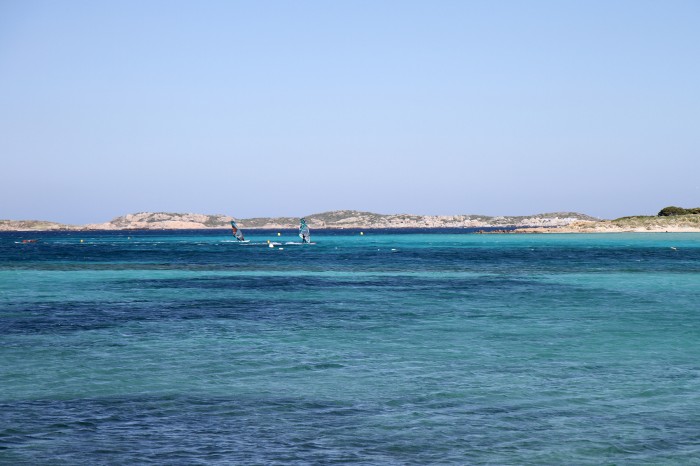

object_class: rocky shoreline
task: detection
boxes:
[2,211,699,233]
[1,210,595,231]
[516,217,700,233]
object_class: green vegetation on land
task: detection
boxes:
[609,214,700,228]
[658,206,700,216]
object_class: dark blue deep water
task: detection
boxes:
[2,230,700,464]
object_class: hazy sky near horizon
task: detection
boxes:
[1,0,698,223]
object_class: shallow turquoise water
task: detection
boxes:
[1,230,700,464]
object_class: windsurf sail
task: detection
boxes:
[299,218,310,243]
[231,220,245,241]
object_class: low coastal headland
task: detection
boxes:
[517,215,700,233]
[2,209,700,232]
[0,211,593,231]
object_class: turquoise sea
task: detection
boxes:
[1,229,700,465]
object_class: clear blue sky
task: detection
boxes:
[1,0,698,223]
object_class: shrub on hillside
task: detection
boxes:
[658,206,700,216]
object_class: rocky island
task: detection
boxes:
[2,208,699,232]
[2,210,596,231]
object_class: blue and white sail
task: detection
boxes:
[299,218,311,244]
[231,220,245,241]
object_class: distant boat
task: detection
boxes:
[299,218,311,244]
[230,220,246,241]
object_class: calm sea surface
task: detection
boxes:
[1,229,700,465]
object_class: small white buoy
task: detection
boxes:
[360,231,364,236]
[277,232,281,236]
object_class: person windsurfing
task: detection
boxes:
[231,220,245,241]
[299,218,310,244]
